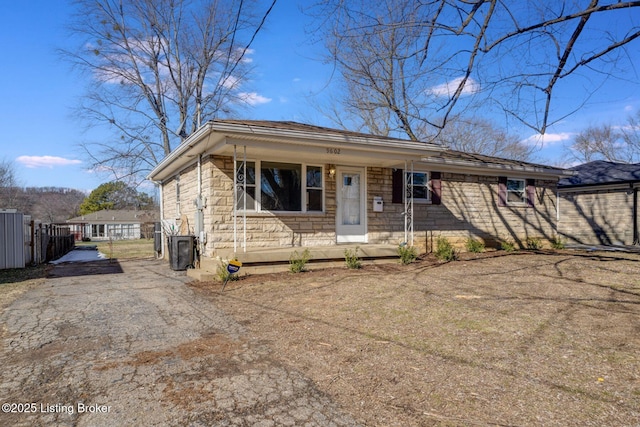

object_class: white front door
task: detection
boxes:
[336,167,367,243]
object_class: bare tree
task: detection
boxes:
[437,118,538,162]
[309,0,640,144]
[566,114,640,164]
[64,0,276,184]
[0,159,21,209]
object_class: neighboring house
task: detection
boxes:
[558,161,640,246]
[66,209,159,241]
[147,120,572,264]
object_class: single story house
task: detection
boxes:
[66,209,159,241]
[558,160,640,246]
[147,120,573,264]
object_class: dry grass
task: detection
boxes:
[0,265,48,311]
[191,251,640,426]
[76,239,155,260]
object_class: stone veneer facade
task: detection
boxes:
[558,189,637,246]
[161,155,559,257]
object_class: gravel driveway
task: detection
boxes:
[0,257,356,426]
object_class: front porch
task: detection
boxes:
[186,243,400,280]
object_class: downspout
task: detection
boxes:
[556,189,560,237]
[158,181,165,259]
[633,187,638,245]
[196,154,205,257]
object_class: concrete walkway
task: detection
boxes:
[0,257,357,426]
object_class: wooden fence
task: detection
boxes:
[1,211,74,269]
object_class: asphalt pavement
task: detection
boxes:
[0,255,357,426]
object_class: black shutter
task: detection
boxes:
[392,169,403,204]
[526,179,535,207]
[431,172,442,205]
[498,176,507,207]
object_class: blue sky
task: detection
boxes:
[1,1,639,193]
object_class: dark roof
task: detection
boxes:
[558,161,640,187]
[427,149,560,170]
[214,119,426,145]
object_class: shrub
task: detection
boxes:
[434,236,457,261]
[289,248,312,273]
[526,237,543,250]
[551,236,565,250]
[500,239,516,252]
[344,246,362,269]
[398,244,418,265]
[465,238,485,253]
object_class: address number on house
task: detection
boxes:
[326,148,341,155]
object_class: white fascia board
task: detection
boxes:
[147,123,223,182]
[420,156,574,179]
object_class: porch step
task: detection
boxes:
[187,244,400,280]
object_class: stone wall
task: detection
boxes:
[162,155,560,257]
[368,170,558,252]
[558,189,636,245]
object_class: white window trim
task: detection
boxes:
[506,177,527,206]
[404,171,431,204]
[236,160,325,213]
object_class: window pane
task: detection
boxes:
[307,166,322,188]
[307,189,323,211]
[236,161,255,185]
[507,179,524,192]
[407,172,429,200]
[235,161,256,210]
[507,179,525,204]
[261,162,302,211]
[237,186,256,210]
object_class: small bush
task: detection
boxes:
[551,236,565,250]
[526,237,543,250]
[465,238,485,253]
[289,248,312,273]
[344,246,362,269]
[398,244,418,265]
[435,236,457,261]
[500,239,516,252]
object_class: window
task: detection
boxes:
[392,169,442,205]
[306,166,323,211]
[406,171,430,202]
[236,160,323,212]
[498,177,535,207]
[506,178,526,205]
[261,162,302,211]
[236,161,256,210]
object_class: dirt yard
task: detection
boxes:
[191,250,640,426]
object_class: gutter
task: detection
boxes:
[420,156,574,179]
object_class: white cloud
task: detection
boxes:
[16,156,82,169]
[238,92,272,106]
[625,105,634,112]
[522,132,573,147]
[427,77,480,97]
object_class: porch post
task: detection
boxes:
[404,160,414,246]
[233,145,238,253]
[242,146,247,252]
[233,145,248,253]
